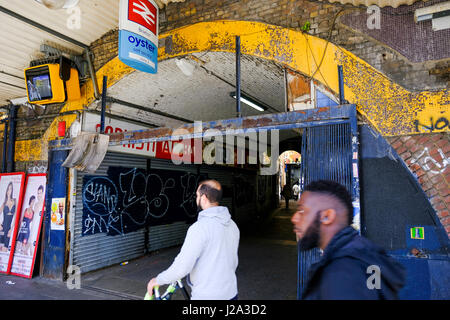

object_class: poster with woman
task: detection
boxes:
[0,172,25,274]
[10,174,46,278]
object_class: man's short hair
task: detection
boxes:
[198,180,223,204]
[304,180,353,225]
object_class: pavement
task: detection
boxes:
[0,201,298,300]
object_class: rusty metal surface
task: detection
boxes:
[61,133,110,173]
[49,105,355,150]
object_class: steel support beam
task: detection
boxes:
[49,105,356,151]
[105,97,193,124]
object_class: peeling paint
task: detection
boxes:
[18,20,449,162]
[159,20,449,137]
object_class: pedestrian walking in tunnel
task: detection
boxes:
[291,180,406,300]
[281,182,292,209]
[147,179,240,300]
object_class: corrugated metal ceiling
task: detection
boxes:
[98,52,286,126]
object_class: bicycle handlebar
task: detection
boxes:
[144,280,190,300]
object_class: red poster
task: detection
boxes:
[156,139,195,162]
[0,172,26,274]
[128,0,157,35]
[10,174,47,278]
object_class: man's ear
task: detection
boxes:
[320,209,336,225]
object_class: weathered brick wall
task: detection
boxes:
[12,103,62,172]
[14,103,62,141]
[387,133,450,237]
[90,28,119,71]
[85,0,450,235]
[15,160,48,175]
[89,0,449,90]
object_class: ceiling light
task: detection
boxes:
[230,92,267,112]
[35,0,79,10]
[175,58,195,76]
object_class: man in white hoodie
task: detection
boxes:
[147,179,240,300]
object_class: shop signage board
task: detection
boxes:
[82,112,195,161]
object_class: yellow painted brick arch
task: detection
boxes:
[157,20,449,137]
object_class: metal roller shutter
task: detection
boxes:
[233,173,257,225]
[145,158,197,252]
[73,153,196,273]
[73,152,148,273]
[148,221,190,252]
[199,165,234,215]
[73,153,259,273]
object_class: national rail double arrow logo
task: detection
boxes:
[128,0,157,35]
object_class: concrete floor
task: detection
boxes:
[0,201,298,300]
[80,201,298,300]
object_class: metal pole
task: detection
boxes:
[106,97,193,123]
[338,65,346,105]
[100,76,107,134]
[86,49,100,100]
[284,68,289,112]
[7,105,17,173]
[2,120,8,173]
[236,36,241,118]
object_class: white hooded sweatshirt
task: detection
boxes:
[156,206,240,300]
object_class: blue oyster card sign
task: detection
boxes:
[119,0,159,74]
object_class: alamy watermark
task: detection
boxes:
[366,265,381,290]
[66,6,81,30]
[367,5,381,30]
[66,265,81,290]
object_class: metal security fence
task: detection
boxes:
[297,121,356,299]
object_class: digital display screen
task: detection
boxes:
[27,73,53,102]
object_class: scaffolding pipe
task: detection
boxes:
[235,36,242,118]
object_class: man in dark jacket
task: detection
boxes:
[291,180,406,299]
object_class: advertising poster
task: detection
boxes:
[0,172,26,274]
[50,198,65,231]
[10,174,47,278]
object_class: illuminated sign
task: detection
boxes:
[24,64,80,105]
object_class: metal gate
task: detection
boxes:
[72,153,195,274]
[71,153,258,273]
[145,158,197,252]
[51,104,360,281]
[297,120,358,299]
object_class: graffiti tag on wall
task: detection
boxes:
[411,147,449,175]
[82,167,205,236]
[414,117,449,133]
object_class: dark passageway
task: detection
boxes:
[80,201,299,300]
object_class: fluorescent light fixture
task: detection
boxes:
[230,92,267,112]
[415,2,450,23]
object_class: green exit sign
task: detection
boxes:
[410,227,425,240]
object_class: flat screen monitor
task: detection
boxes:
[26,71,53,102]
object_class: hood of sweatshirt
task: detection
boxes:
[198,206,231,226]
